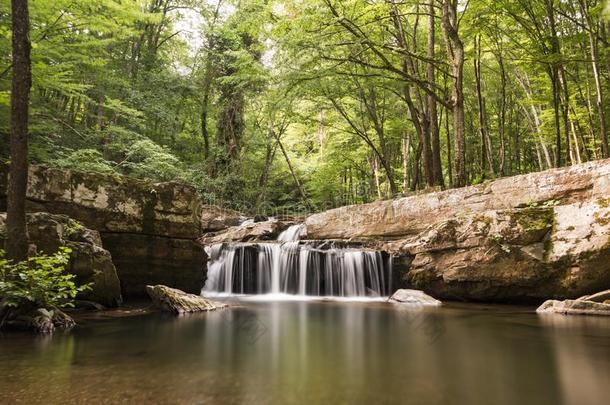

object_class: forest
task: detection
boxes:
[1,0,609,215]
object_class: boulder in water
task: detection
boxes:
[537,289,610,316]
[146,285,227,314]
[388,289,442,306]
[536,299,610,316]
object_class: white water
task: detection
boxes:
[203,224,392,299]
[277,224,306,242]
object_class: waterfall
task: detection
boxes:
[277,224,306,242]
[203,225,392,298]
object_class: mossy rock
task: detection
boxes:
[512,207,555,233]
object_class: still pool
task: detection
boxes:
[1,300,609,404]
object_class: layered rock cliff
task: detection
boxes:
[304,159,610,302]
[0,164,205,297]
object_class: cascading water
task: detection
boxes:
[203,224,392,298]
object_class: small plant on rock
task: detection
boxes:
[0,247,91,333]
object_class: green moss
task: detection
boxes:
[407,269,430,287]
[64,218,84,239]
[512,207,555,232]
[594,211,610,226]
[473,214,492,226]
[597,198,610,209]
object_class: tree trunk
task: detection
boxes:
[580,0,609,157]
[256,129,278,209]
[549,67,563,167]
[390,6,434,188]
[410,140,423,191]
[440,0,466,187]
[275,132,312,210]
[559,66,572,164]
[402,132,411,192]
[370,155,383,199]
[427,0,444,187]
[545,0,567,166]
[6,0,31,262]
[496,49,507,175]
[474,35,495,176]
[200,85,211,159]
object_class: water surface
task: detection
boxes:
[1,300,609,404]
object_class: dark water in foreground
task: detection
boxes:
[1,300,610,405]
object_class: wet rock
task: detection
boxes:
[388,289,442,306]
[0,305,76,334]
[199,219,285,244]
[536,299,610,316]
[146,285,226,315]
[200,205,245,232]
[578,289,610,303]
[253,215,268,223]
[0,212,122,307]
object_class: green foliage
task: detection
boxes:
[55,149,116,174]
[2,0,609,214]
[0,248,91,310]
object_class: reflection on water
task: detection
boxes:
[1,302,609,404]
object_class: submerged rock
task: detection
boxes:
[536,299,610,316]
[146,285,227,315]
[388,289,442,306]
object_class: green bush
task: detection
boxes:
[0,247,90,310]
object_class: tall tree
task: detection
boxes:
[440,0,466,186]
[6,0,31,262]
[427,0,444,187]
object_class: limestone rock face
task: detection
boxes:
[388,289,442,306]
[392,203,609,301]
[146,285,226,314]
[0,164,206,297]
[306,158,610,240]
[0,212,122,307]
[304,159,610,303]
[0,164,202,238]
